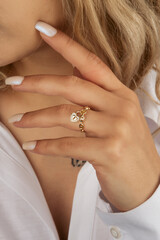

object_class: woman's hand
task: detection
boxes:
[7,22,160,212]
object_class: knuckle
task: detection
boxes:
[69,75,81,85]
[66,75,81,89]
[128,89,139,104]
[114,117,130,138]
[58,104,70,115]
[55,104,72,125]
[104,137,124,160]
[85,51,103,67]
[123,101,138,119]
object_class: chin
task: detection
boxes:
[0,52,25,68]
[0,61,12,67]
[0,54,15,67]
[0,39,42,68]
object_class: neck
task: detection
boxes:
[8,41,73,107]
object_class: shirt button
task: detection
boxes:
[110,226,121,239]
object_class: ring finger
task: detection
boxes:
[8,104,119,138]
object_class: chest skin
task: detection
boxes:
[0,91,84,240]
[1,116,83,240]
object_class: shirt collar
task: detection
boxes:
[135,67,160,126]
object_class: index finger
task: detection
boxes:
[35,21,124,92]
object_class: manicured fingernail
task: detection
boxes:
[5,76,24,85]
[35,21,57,37]
[22,141,37,150]
[8,113,24,123]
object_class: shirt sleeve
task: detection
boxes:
[96,182,160,240]
[96,68,160,239]
[96,114,160,240]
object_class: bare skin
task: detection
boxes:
[1,2,160,240]
[0,1,82,239]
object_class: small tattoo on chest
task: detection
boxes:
[71,158,86,167]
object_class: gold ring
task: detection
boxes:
[70,106,90,132]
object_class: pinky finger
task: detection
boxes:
[22,137,105,165]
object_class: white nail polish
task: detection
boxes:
[35,21,57,37]
[22,141,37,150]
[8,113,24,123]
[5,76,24,85]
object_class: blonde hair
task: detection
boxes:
[0,0,160,102]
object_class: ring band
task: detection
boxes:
[70,106,90,132]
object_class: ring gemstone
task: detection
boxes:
[70,113,79,122]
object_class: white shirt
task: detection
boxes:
[0,67,160,240]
